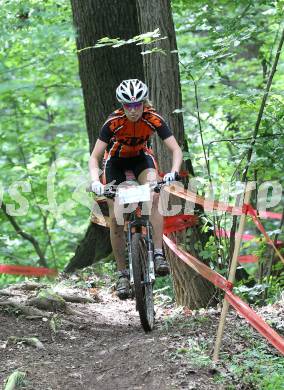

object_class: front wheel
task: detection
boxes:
[131,232,154,332]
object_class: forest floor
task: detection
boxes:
[0,274,283,390]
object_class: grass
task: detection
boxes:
[159,306,284,389]
[214,328,284,389]
[174,338,212,368]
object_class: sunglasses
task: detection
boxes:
[123,102,143,110]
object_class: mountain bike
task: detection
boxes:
[104,181,164,332]
[90,174,180,332]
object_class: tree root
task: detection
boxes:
[0,290,16,297]
[13,281,45,291]
[0,301,50,318]
[7,336,44,349]
[26,289,67,312]
[56,293,95,304]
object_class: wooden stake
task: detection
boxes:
[213,184,252,362]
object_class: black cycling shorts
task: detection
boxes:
[103,151,157,185]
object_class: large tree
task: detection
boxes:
[136,0,216,308]
[65,0,144,272]
[67,0,216,309]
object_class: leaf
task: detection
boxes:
[172,108,185,113]
[141,47,166,55]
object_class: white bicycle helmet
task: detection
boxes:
[116,79,148,103]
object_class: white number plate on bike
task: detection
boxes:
[118,184,151,205]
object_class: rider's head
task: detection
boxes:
[116,79,148,122]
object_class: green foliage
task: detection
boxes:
[0,0,88,272]
[173,338,212,368]
[77,28,167,54]
[216,339,284,389]
[0,0,283,309]
[172,0,284,304]
[173,0,284,182]
[154,274,175,303]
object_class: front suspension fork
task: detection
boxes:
[127,221,155,285]
[146,221,155,283]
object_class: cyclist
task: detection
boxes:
[89,79,183,299]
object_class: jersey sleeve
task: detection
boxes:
[98,122,112,144]
[155,117,173,140]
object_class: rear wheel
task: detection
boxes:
[131,232,154,332]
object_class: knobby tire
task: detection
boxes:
[131,232,154,332]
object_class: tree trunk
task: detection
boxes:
[66,0,144,272]
[136,0,216,308]
[137,0,185,173]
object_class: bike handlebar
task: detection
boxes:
[87,172,182,199]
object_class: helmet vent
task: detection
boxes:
[116,79,148,103]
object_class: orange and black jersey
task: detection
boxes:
[98,107,173,158]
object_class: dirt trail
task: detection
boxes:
[0,283,223,390]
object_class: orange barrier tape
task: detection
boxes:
[163,234,233,291]
[163,234,284,356]
[0,265,58,277]
[165,186,247,215]
[225,290,284,355]
[165,185,281,220]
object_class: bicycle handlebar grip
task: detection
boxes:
[174,172,182,181]
[104,185,116,199]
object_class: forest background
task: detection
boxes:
[0,0,283,306]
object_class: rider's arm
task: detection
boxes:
[89,139,108,182]
[163,135,183,173]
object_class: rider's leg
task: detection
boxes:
[108,199,130,299]
[137,167,170,276]
[107,199,126,271]
[104,158,130,299]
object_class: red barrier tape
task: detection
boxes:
[0,265,58,277]
[216,228,284,248]
[163,234,284,355]
[163,214,198,234]
[165,186,284,264]
[258,211,282,220]
[246,205,284,265]
[163,235,233,292]
[91,213,199,234]
[238,255,259,263]
[225,290,284,355]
